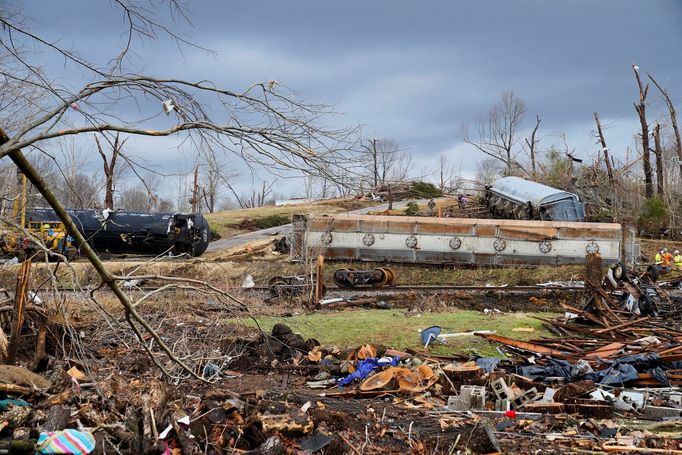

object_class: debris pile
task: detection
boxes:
[2,262,682,453]
[4,307,682,454]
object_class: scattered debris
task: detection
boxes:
[241,274,255,288]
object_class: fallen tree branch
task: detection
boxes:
[1,130,207,382]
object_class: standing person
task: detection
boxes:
[662,248,674,272]
[674,250,682,271]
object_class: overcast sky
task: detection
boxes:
[14,0,682,199]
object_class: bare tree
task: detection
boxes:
[435,153,462,194]
[524,115,541,176]
[57,144,100,209]
[200,149,240,213]
[593,112,615,184]
[253,181,275,207]
[461,90,527,170]
[652,122,665,197]
[156,196,175,212]
[0,1,356,378]
[649,73,682,179]
[94,133,126,209]
[360,138,412,189]
[632,64,654,198]
[117,185,154,211]
[475,158,503,186]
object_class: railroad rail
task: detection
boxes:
[20,284,588,294]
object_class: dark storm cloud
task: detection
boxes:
[16,0,682,190]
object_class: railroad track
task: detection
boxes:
[18,282,681,295]
[36,284,587,293]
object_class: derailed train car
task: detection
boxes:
[291,214,637,266]
[485,176,586,222]
[26,208,210,257]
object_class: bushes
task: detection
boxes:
[638,196,669,236]
[404,202,420,216]
[255,214,291,229]
[410,181,443,198]
[237,214,291,230]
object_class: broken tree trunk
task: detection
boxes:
[633,64,653,198]
[315,255,324,308]
[525,115,541,177]
[649,74,682,181]
[8,259,31,365]
[653,123,665,198]
[42,406,71,431]
[31,315,47,372]
[593,112,614,184]
[190,164,199,213]
[0,128,204,381]
[94,133,123,210]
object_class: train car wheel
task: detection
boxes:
[373,268,389,287]
[333,268,351,288]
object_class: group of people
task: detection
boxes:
[457,193,469,210]
[655,248,682,272]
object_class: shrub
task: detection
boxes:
[253,214,291,229]
[404,201,420,216]
[638,196,669,236]
[237,214,291,230]
[410,181,443,198]
[591,208,615,223]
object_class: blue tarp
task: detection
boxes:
[337,357,400,387]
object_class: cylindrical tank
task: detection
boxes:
[25,208,210,257]
[485,177,586,222]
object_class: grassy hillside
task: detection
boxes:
[204,198,376,239]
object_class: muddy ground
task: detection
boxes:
[3,233,682,453]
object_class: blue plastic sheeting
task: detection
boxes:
[587,364,639,385]
[650,367,671,387]
[515,352,675,386]
[337,357,400,387]
[592,353,669,386]
[518,359,574,381]
[616,353,662,369]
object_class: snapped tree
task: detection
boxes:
[0,1,355,378]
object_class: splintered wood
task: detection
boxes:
[477,270,682,387]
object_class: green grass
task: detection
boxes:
[204,199,377,238]
[239,309,556,357]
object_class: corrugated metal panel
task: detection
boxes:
[294,214,624,266]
